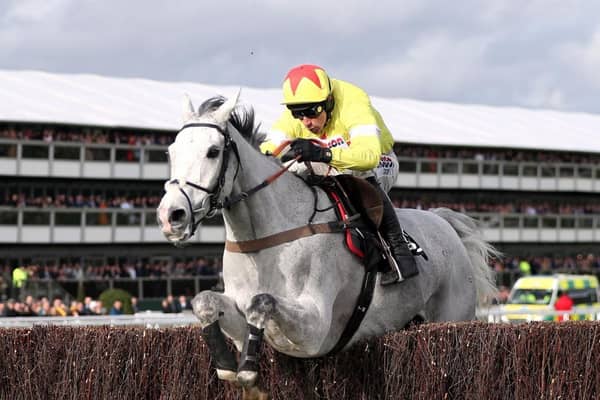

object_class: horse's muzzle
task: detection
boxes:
[157,205,189,241]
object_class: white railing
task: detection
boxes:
[477,305,600,322]
[2,138,600,191]
[4,307,600,329]
[396,157,600,191]
[1,207,599,243]
[0,311,199,328]
[0,206,225,243]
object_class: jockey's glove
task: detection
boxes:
[290,139,332,163]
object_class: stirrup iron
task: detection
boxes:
[378,232,404,283]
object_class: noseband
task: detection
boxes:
[166,122,301,239]
[167,122,240,237]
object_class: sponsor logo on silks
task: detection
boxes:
[378,155,394,169]
[325,136,348,148]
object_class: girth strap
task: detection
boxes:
[225,220,353,253]
[327,265,377,355]
[225,214,374,356]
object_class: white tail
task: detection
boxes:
[430,207,499,303]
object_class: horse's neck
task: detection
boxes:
[222,139,331,241]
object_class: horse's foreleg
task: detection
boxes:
[237,293,322,386]
[200,320,238,381]
[246,293,322,349]
[192,290,246,381]
[237,322,264,386]
[236,294,272,387]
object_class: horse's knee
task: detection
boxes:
[192,291,222,326]
[246,293,276,328]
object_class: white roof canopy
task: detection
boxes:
[1,69,599,154]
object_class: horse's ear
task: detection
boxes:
[182,93,196,122]
[213,89,241,124]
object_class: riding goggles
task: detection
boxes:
[287,102,325,119]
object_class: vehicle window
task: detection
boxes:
[508,289,553,305]
[568,288,598,305]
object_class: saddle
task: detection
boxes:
[313,175,428,355]
[331,175,384,228]
[314,175,425,272]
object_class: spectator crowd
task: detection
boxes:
[2,122,600,317]
[3,122,600,165]
[2,191,600,217]
[2,252,600,304]
[0,295,126,317]
[2,252,599,317]
[0,292,195,318]
[0,193,162,209]
[0,124,172,146]
[393,143,600,164]
[391,198,600,215]
[491,253,600,276]
[0,256,220,285]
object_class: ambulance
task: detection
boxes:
[501,274,600,322]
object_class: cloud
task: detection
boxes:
[1,0,600,113]
[519,76,566,110]
[559,29,600,88]
[351,32,492,100]
[2,0,71,22]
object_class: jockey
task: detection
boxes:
[260,64,418,285]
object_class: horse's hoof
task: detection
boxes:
[237,370,258,387]
[216,368,237,381]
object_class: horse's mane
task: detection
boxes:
[198,96,266,149]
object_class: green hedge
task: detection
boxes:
[98,288,133,314]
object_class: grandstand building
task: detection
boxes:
[1,69,600,306]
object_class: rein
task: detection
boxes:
[167,122,239,237]
[170,121,375,355]
[169,124,345,251]
[167,125,298,238]
[222,139,351,253]
[221,140,300,209]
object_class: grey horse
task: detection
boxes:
[157,93,498,396]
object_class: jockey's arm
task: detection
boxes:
[259,139,279,155]
[332,89,384,171]
[259,108,382,171]
[329,129,381,171]
[259,114,300,155]
[260,128,381,171]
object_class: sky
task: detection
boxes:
[1,0,600,114]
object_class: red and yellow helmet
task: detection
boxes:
[281,64,331,105]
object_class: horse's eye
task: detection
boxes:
[207,146,221,158]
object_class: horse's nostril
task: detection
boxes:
[170,208,186,224]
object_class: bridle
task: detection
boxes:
[166,122,240,237]
[166,122,299,238]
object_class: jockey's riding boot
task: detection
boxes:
[366,177,419,285]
